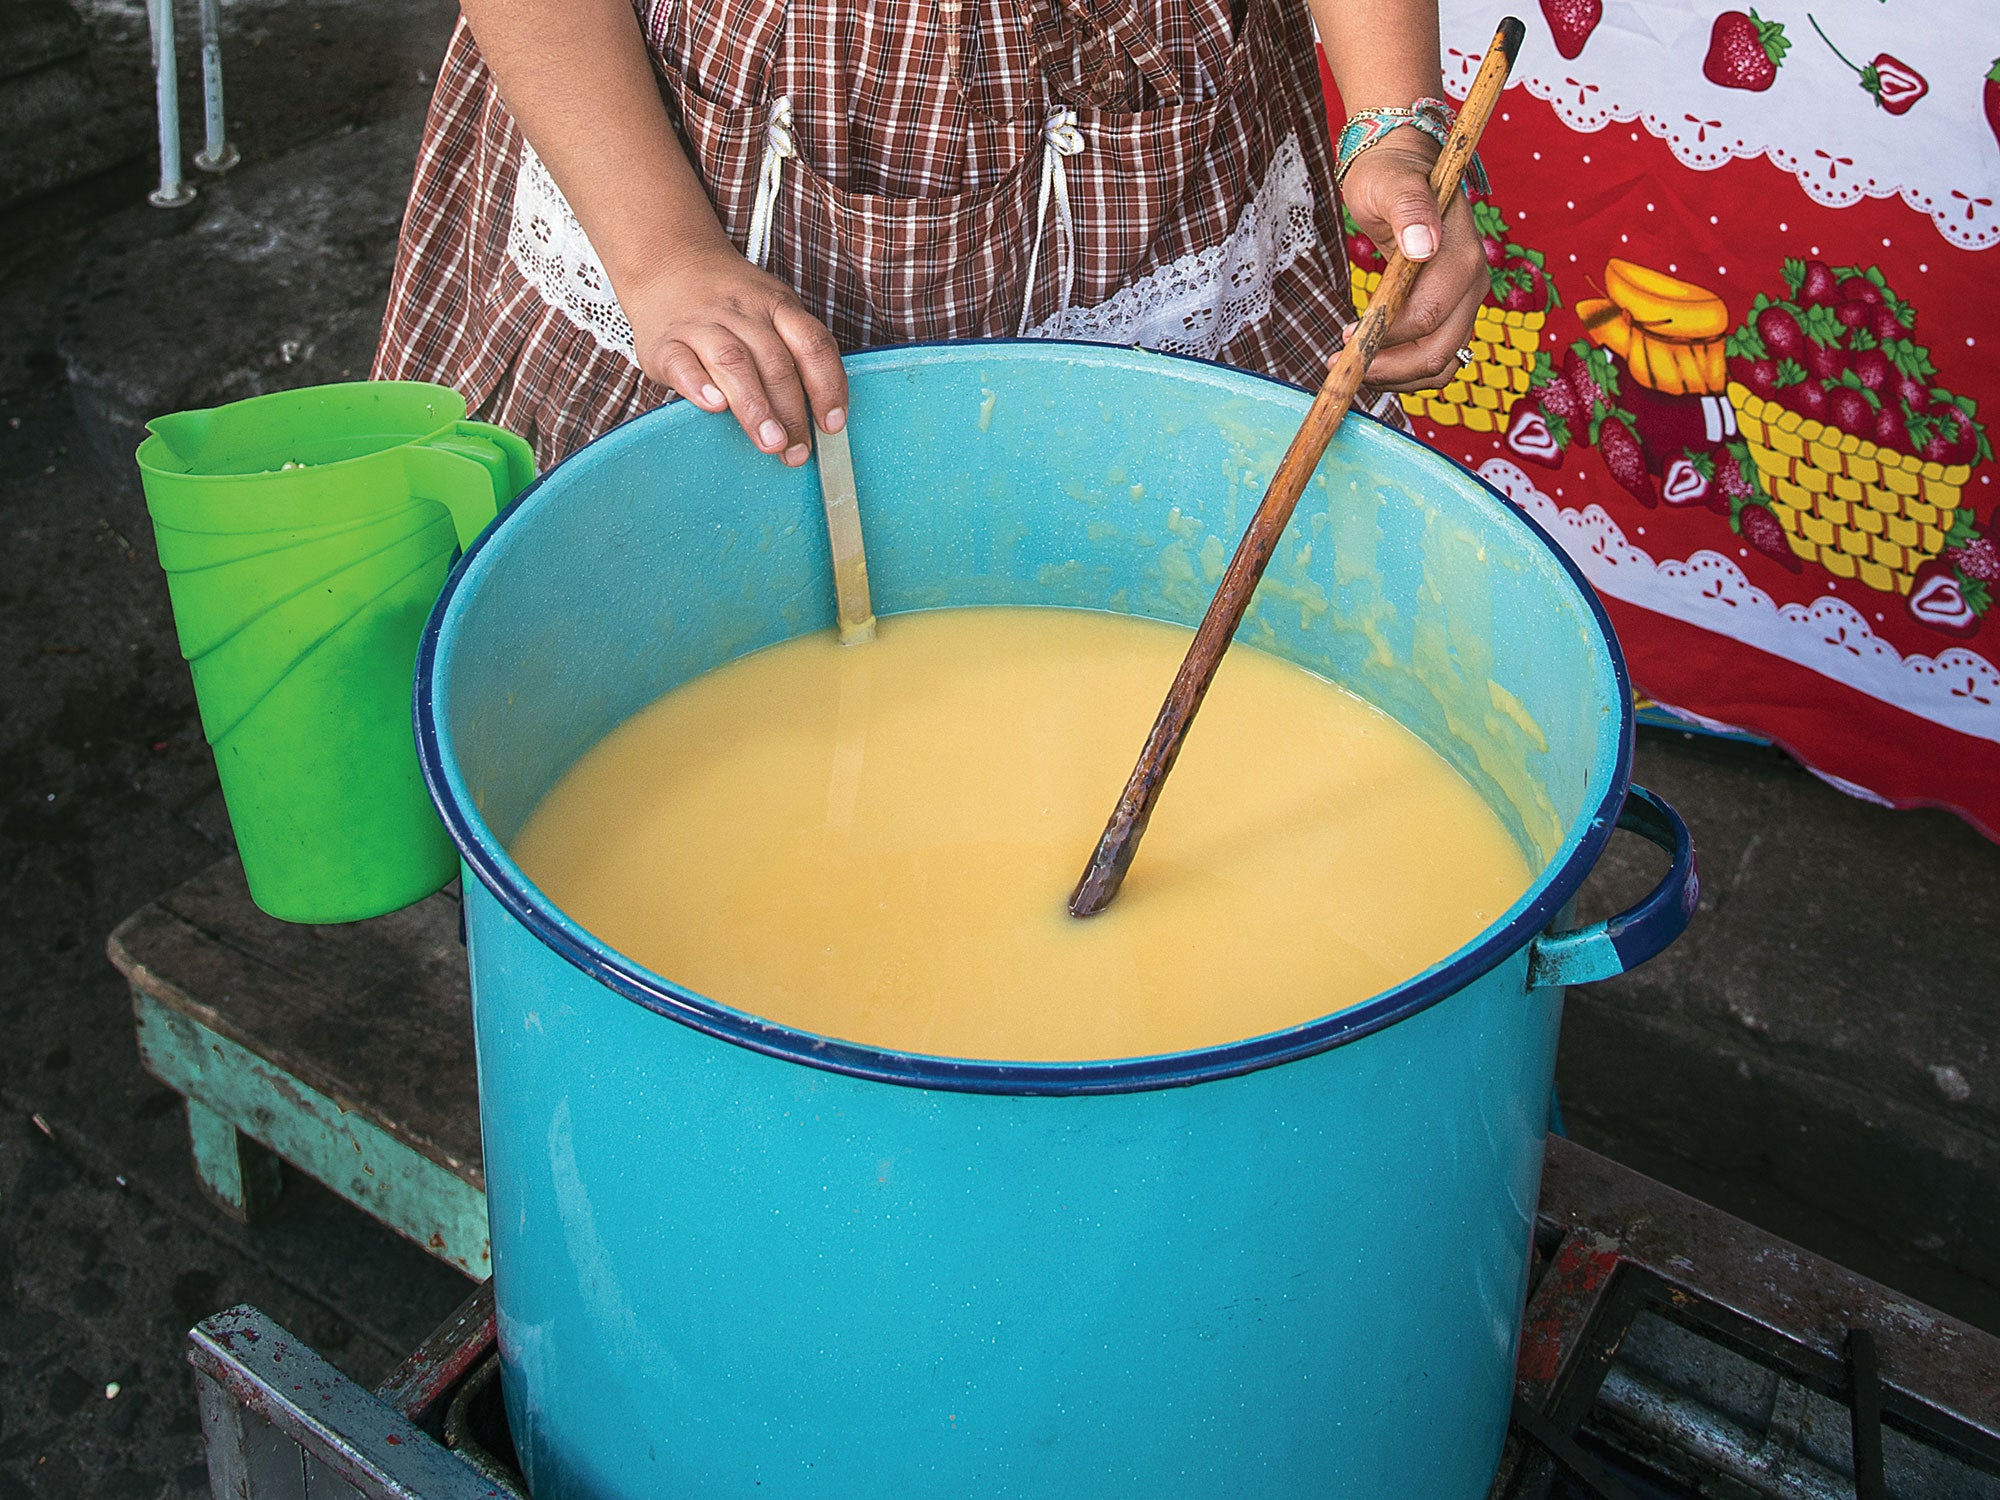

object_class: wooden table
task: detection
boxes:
[106,858,489,1276]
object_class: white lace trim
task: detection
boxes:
[1022,130,1318,357]
[506,128,1322,364]
[507,141,637,358]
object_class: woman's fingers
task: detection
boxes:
[1340,134,1448,263]
[1336,139,1493,391]
[690,332,789,455]
[1368,248,1496,390]
[653,342,727,413]
[740,322,815,466]
[1365,268,1487,391]
[1374,174,1445,264]
[774,302,850,434]
[652,309,842,466]
[1368,190,1487,389]
[625,248,845,464]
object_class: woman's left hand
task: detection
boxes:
[1336,130,1488,392]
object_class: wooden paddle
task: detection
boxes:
[1068,17,1526,918]
[816,422,876,645]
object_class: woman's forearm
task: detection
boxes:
[457,0,727,294]
[1308,0,1444,115]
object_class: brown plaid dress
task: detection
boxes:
[374,0,1369,467]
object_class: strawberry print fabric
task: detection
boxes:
[1330,3,2000,838]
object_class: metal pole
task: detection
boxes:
[146,0,196,206]
[193,0,238,173]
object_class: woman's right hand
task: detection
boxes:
[458,0,839,461]
[623,240,850,467]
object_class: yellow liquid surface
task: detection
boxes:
[511,608,1535,1062]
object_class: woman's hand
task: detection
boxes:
[624,240,850,466]
[1336,130,1488,392]
[456,0,846,465]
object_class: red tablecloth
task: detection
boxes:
[1331,4,2000,837]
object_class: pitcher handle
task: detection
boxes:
[454,420,537,503]
[406,423,537,552]
[1526,785,1698,989]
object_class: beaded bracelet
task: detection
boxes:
[1335,97,1490,195]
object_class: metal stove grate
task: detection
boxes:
[1497,1143,2000,1500]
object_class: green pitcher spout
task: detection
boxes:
[141,407,217,473]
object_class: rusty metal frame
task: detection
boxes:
[375,1283,497,1429]
[1496,1135,2000,1497]
[188,1302,506,1500]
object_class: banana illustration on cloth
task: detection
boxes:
[1576,260,1729,397]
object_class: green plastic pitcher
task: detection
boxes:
[137,382,535,923]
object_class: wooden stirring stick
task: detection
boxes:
[1068,17,1525,919]
[816,422,876,645]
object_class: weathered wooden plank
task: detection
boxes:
[107,857,481,1186]
[137,995,491,1276]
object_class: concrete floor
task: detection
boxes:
[0,371,472,1500]
[1,2,471,1495]
[1561,732,2000,1333]
[2,0,1997,1493]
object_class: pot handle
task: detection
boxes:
[1527,785,1698,989]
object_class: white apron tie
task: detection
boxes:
[1018,108,1087,336]
[744,95,796,270]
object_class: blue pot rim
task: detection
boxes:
[415,339,1634,1097]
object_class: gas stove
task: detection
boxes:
[1498,1142,1999,1500]
[189,1137,2000,1499]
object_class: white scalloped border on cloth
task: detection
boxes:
[1479,459,2000,745]
[1023,131,1318,355]
[1439,1,2000,252]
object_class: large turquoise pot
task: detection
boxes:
[416,343,1695,1499]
